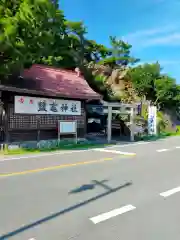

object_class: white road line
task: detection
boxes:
[90,205,136,224]
[93,148,136,156]
[160,186,180,198]
[107,141,150,148]
[107,136,180,149]
[156,149,169,152]
[0,150,88,162]
[175,146,180,149]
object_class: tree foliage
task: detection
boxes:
[0,0,64,79]
[128,62,180,110]
[128,63,160,99]
[98,36,139,68]
[154,75,178,109]
[0,0,180,111]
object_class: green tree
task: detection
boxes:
[128,62,161,101]
[0,0,63,80]
[129,62,180,111]
[2,1,179,108]
[78,37,139,100]
[98,36,139,68]
[154,75,178,109]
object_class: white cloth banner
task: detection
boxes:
[14,96,81,115]
[148,105,157,135]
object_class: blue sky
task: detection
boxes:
[61,0,180,83]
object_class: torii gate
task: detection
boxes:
[102,101,136,143]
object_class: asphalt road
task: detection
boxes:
[1,137,180,239]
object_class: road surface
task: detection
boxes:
[1,137,180,239]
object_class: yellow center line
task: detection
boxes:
[0,158,113,178]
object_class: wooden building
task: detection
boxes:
[0,64,101,142]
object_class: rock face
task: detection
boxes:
[108,68,141,103]
[87,64,180,134]
[162,109,180,132]
[88,63,139,103]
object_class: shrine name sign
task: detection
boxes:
[14,96,81,115]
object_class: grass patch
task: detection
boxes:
[3,148,39,155]
[40,143,109,152]
[2,142,111,155]
[136,130,180,142]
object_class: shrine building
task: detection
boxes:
[0,64,101,143]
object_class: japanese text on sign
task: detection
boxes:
[15,96,81,115]
[148,105,157,135]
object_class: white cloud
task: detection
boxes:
[144,33,180,46]
[122,24,180,48]
[123,25,176,41]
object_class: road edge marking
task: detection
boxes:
[93,148,136,156]
[0,150,90,163]
[107,136,180,149]
[156,149,169,152]
[107,141,150,148]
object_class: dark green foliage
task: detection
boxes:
[0,0,179,110]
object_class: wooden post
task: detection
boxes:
[4,102,9,145]
[37,117,40,142]
[83,101,87,136]
[75,120,78,144]
[58,120,60,142]
[130,106,134,142]
[107,106,112,143]
[119,107,122,137]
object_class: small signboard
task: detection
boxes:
[58,120,77,143]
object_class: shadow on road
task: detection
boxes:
[0,181,132,239]
[69,183,95,193]
[69,180,109,194]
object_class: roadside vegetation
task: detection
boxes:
[1,0,180,154]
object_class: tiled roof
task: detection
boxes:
[22,64,101,100]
